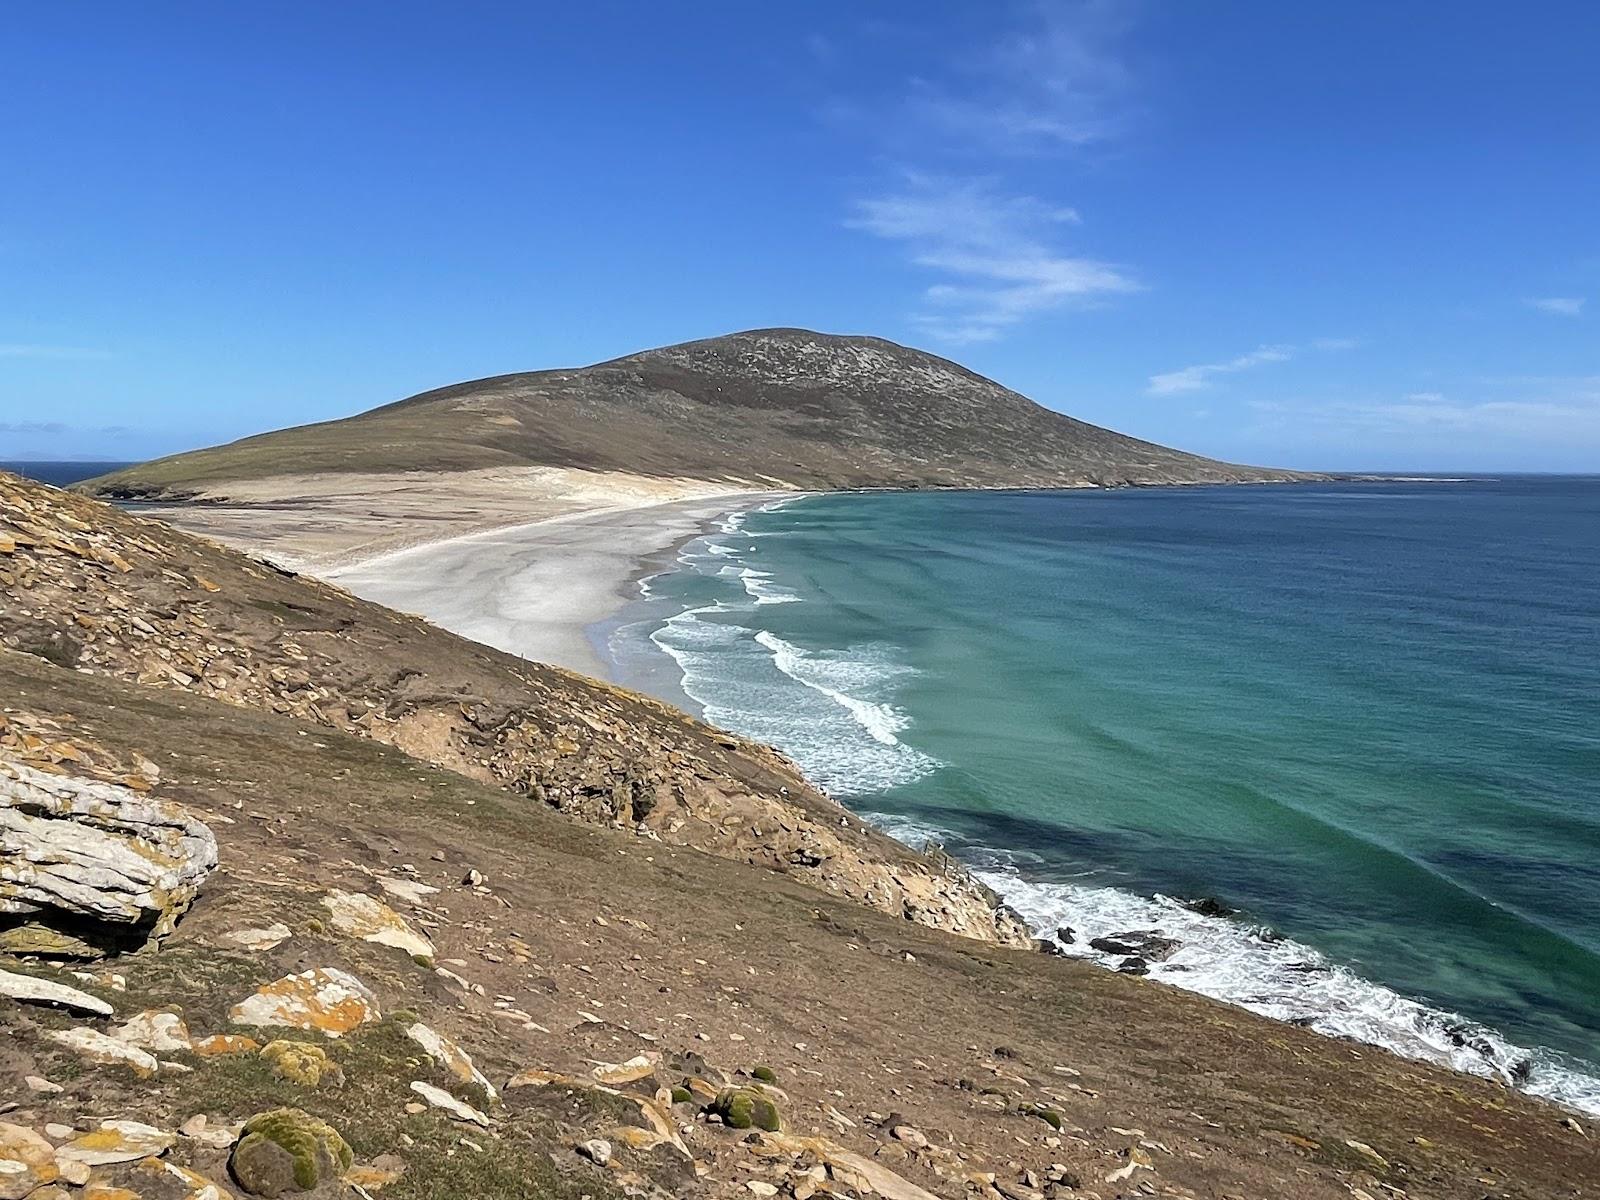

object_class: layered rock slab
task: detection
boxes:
[0,759,216,956]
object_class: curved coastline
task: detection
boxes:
[602,486,1600,1119]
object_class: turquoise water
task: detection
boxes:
[614,479,1600,1113]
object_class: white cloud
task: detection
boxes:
[1147,337,1357,396]
[1525,297,1585,317]
[1246,379,1600,444]
[848,173,1138,343]
[1147,345,1294,395]
[906,1,1136,154]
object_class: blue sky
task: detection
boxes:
[3,2,1597,471]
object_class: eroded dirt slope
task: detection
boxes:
[0,470,1028,948]
[2,651,1594,1200]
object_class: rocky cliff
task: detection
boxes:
[0,471,1030,950]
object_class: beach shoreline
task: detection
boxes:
[325,490,787,678]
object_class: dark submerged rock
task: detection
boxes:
[1089,930,1181,962]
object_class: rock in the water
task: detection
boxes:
[229,967,380,1037]
[56,1120,175,1166]
[112,1009,192,1052]
[260,1041,344,1088]
[405,1022,497,1103]
[0,1121,60,1199]
[0,966,113,1016]
[408,1081,490,1127]
[0,759,216,956]
[1180,896,1237,918]
[44,1028,158,1077]
[1088,930,1181,962]
[230,1109,351,1197]
[320,890,433,959]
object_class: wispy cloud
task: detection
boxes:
[904,1,1137,155]
[1524,296,1585,317]
[0,343,110,360]
[1147,338,1357,396]
[849,173,1138,343]
[1247,378,1600,443]
[0,421,68,434]
[1147,345,1294,396]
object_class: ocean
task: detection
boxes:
[1,462,133,487]
[611,478,1600,1115]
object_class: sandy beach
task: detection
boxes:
[325,491,784,677]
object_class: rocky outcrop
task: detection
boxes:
[0,471,1034,951]
[229,1109,351,1198]
[0,759,217,957]
[0,966,113,1016]
[229,968,382,1037]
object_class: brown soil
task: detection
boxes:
[3,650,1594,1200]
[3,470,1595,1199]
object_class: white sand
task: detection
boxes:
[133,465,764,573]
[326,492,782,677]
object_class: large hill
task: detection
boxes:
[84,328,1314,498]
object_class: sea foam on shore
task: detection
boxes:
[615,492,1600,1119]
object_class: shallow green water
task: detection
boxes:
[620,479,1600,1112]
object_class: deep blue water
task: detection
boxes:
[2,461,133,486]
[616,478,1600,1113]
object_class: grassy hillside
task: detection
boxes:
[0,473,1592,1199]
[82,329,1318,498]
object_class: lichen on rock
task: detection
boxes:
[0,758,216,957]
[260,1040,344,1088]
[229,1109,351,1197]
[0,1121,60,1199]
[710,1087,781,1132]
[229,967,380,1038]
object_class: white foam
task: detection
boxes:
[739,567,802,605]
[753,630,911,745]
[634,506,1600,1117]
[960,856,1600,1117]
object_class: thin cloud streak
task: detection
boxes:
[1524,297,1585,317]
[1147,345,1294,395]
[1246,378,1600,444]
[905,0,1137,155]
[1147,338,1358,396]
[849,174,1138,343]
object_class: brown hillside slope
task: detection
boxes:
[0,470,1030,948]
[2,638,1594,1199]
[82,329,1316,499]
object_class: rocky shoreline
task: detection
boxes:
[4,469,1596,1200]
